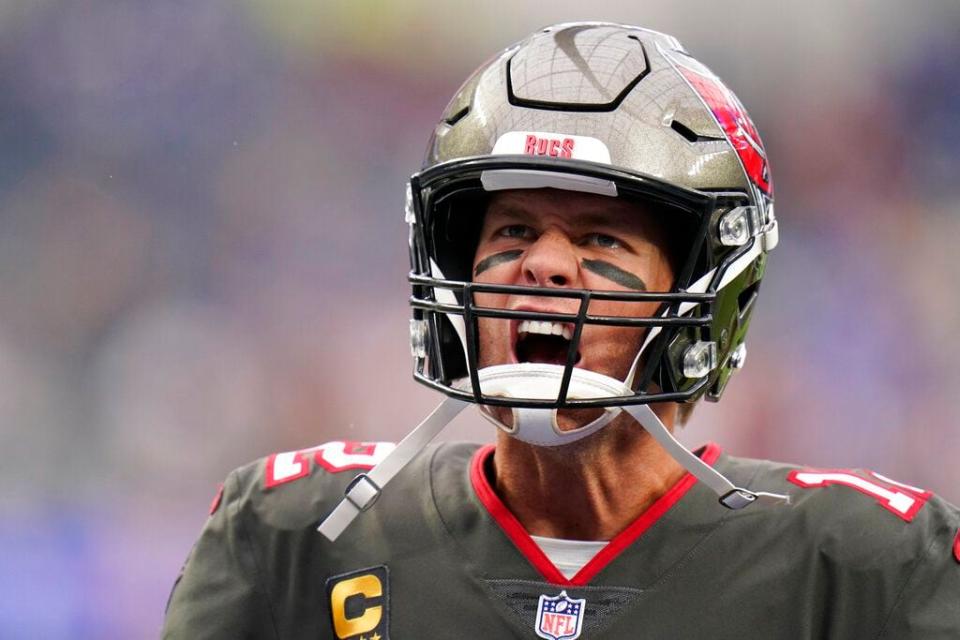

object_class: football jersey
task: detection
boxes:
[162,441,960,639]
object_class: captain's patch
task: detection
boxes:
[327,565,390,640]
[535,590,585,640]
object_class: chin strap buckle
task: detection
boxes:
[720,488,756,509]
[623,404,792,512]
[720,488,791,510]
[344,473,382,512]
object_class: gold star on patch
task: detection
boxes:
[370,634,381,640]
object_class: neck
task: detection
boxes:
[491,403,686,541]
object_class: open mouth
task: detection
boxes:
[514,320,581,366]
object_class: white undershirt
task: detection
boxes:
[531,535,608,580]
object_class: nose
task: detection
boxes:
[521,229,579,288]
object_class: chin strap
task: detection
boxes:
[623,404,790,509]
[473,364,628,447]
[318,372,789,542]
[317,396,468,541]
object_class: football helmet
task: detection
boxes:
[319,22,785,541]
[407,22,777,431]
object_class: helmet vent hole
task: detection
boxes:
[670,119,724,144]
[444,106,470,126]
[737,281,761,320]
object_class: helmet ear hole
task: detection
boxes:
[737,281,761,321]
[431,190,488,287]
[444,105,470,126]
[434,314,468,382]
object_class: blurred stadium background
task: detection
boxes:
[1,1,958,637]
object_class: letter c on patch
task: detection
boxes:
[330,574,382,638]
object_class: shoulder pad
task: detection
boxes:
[226,440,396,530]
[781,464,960,567]
[723,456,960,567]
[786,467,933,523]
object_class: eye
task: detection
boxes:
[497,224,534,239]
[583,233,624,250]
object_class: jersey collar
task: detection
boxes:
[463,442,724,586]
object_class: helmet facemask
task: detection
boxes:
[407,156,754,445]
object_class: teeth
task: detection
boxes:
[518,320,573,340]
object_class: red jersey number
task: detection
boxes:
[265,441,394,489]
[788,469,931,522]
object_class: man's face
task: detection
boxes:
[471,189,675,427]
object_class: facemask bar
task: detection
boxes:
[409,276,713,407]
[623,220,762,391]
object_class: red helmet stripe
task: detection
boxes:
[673,62,773,196]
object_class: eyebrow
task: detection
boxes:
[581,258,647,291]
[485,205,535,224]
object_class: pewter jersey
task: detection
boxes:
[163,441,960,639]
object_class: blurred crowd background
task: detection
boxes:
[1,1,958,637]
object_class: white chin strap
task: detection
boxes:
[317,362,789,542]
[473,364,629,446]
[621,403,790,510]
[477,363,788,508]
[318,396,469,541]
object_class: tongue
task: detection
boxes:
[517,334,575,366]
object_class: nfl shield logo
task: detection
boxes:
[535,590,586,640]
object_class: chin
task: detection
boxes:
[554,407,608,431]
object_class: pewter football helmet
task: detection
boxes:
[407,22,778,424]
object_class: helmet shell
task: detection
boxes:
[426,23,770,199]
[409,22,777,407]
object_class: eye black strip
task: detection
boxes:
[474,249,523,276]
[581,258,647,291]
